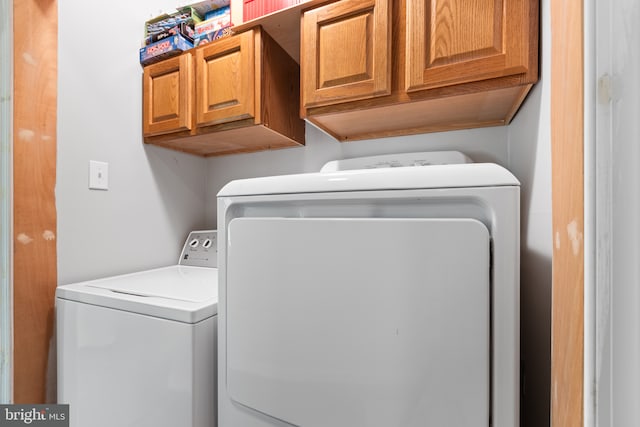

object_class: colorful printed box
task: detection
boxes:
[196,6,232,35]
[139,34,193,66]
[194,25,233,46]
[205,4,231,21]
[144,8,202,45]
[148,22,195,44]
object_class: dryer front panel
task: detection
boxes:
[226,217,490,427]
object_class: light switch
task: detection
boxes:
[89,160,109,190]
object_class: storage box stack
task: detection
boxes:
[139,8,201,65]
[194,6,233,46]
[139,1,233,66]
[243,0,304,21]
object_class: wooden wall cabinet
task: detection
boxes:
[196,30,255,127]
[301,0,391,108]
[405,0,531,91]
[143,53,193,136]
[143,27,305,157]
[301,0,539,141]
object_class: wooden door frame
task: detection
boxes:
[550,0,584,425]
[12,0,58,403]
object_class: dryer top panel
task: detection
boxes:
[218,163,519,197]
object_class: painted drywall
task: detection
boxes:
[57,0,209,284]
[507,0,552,425]
[595,0,640,425]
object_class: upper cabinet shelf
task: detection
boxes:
[231,0,331,63]
[300,0,539,141]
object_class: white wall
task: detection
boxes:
[57,0,209,284]
[594,0,640,425]
[507,0,552,425]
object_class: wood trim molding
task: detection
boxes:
[550,0,584,425]
[13,0,58,403]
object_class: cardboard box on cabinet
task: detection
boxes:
[194,25,233,46]
[139,34,193,66]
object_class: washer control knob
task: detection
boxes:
[189,238,200,248]
[202,239,212,249]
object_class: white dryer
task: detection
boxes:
[217,153,520,427]
[56,230,219,427]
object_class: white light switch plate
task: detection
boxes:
[89,160,109,190]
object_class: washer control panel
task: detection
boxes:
[179,230,217,268]
[320,151,472,172]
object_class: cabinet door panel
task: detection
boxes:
[302,0,391,108]
[143,53,193,137]
[196,30,255,127]
[406,0,531,91]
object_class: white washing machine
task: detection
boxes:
[56,230,219,427]
[217,152,520,427]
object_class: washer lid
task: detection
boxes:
[56,265,218,323]
[87,265,215,302]
[217,163,519,197]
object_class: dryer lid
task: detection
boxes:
[319,150,473,172]
[56,265,218,323]
[217,163,519,197]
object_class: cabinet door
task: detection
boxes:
[142,53,193,137]
[406,0,533,92]
[196,30,255,127]
[301,0,391,109]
